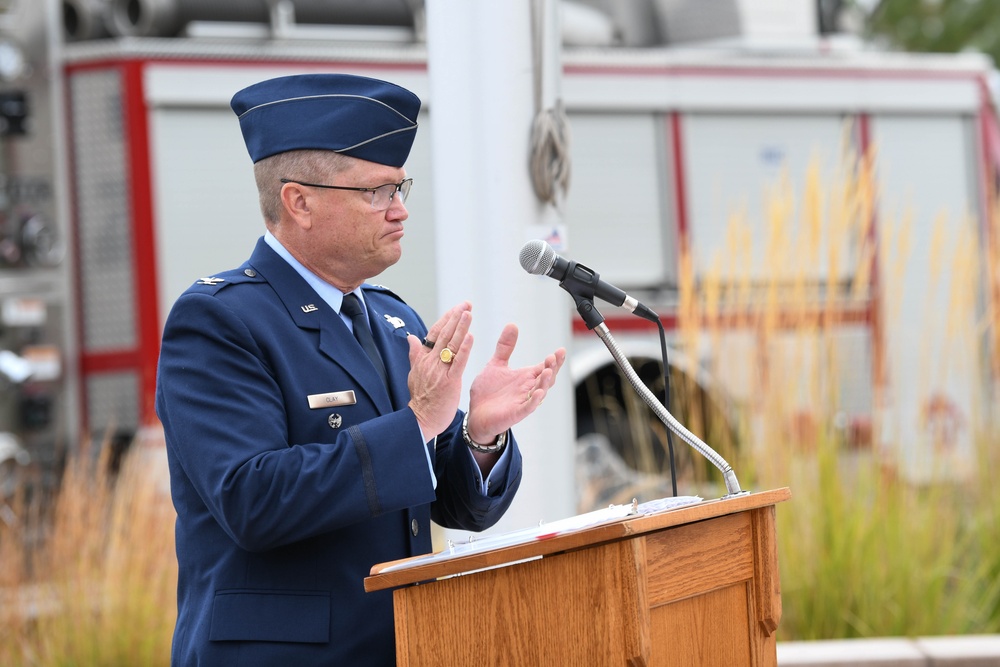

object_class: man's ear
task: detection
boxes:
[280,182,313,230]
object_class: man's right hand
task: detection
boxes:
[406,301,474,439]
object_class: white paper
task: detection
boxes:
[377,495,703,574]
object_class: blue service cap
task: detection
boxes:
[231,73,420,167]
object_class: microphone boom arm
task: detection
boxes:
[520,239,743,496]
[591,318,745,498]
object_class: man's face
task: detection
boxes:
[295,158,409,288]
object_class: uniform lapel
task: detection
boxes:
[247,239,394,414]
[364,296,414,406]
[317,319,394,414]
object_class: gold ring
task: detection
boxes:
[440,348,455,364]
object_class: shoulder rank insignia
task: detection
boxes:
[197,277,225,286]
[384,314,406,329]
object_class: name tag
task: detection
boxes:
[307,390,357,409]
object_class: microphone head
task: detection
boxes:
[518,240,555,276]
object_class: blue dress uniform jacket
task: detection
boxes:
[155,237,522,666]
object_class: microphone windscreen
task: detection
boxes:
[518,240,554,276]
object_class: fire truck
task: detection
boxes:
[0,0,996,508]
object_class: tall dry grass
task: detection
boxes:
[0,432,176,666]
[671,140,1000,638]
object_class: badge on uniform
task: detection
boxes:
[197,277,225,286]
[307,390,357,409]
[383,314,405,329]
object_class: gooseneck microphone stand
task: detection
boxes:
[566,272,745,499]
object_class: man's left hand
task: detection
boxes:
[465,324,566,446]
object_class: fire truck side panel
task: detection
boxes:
[563,112,673,287]
[871,113,984,475]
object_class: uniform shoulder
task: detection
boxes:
[183,265,265,295]
[363,283,426,334]
[362,283,408,305]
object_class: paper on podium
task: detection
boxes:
[377,494,702,574]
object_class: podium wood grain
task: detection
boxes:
[368,488,790,667]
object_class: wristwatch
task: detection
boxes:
[462,413,507,454]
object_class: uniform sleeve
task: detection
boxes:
[429,415,522,532]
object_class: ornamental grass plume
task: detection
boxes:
[683,145,1000,638]
[0,430,176,666]
[579,139,1000,639]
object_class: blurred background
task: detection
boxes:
[1,0,1000,663]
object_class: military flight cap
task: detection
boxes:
[231,73,420,167]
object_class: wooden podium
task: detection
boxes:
[366,487,790,667]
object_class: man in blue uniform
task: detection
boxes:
[155,73,565,666]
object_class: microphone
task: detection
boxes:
[518,240,659,324]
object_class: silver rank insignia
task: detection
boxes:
[197,277,225,286]
[384,314,406,329]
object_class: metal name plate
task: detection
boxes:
[307,390,357,409]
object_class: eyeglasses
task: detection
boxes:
[280,178,413,211]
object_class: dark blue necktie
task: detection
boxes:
[341,293,389,389]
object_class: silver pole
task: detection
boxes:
[593,322,745,497]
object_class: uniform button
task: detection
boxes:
[410,519,419,536]
[244,268,257,277]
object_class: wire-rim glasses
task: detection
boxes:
[280,178,413,211]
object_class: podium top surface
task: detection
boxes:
[365,487,790,592]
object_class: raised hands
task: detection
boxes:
[406,303,566,450]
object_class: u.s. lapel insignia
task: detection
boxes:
[301,304,319,313]
[328,413,343,429]
[197,277,225,286]
[384,314,406,329]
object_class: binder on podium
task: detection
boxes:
[366,487,791,667]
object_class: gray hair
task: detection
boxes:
[254,150,355,226]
